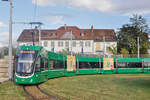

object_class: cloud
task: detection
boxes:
[0,32,17,47]
[32,0,150,15]
[42,14,64,24]
[0,22,7,27]
[0,32,9,37]
[32,0,66,6]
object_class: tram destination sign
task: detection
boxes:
[20,50,35,54]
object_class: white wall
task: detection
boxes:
[41,40,94,54]
[18,40,117,55]
[148,49,150,55]
[18,42,39,46]
[94,41,117,54]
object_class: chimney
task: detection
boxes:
[64,24,67,30]
[34,26,38,30]
[34,26,38,34]
[91,25,94,33]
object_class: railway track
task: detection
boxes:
[23,85,60,100]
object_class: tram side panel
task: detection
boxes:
[77,56,100,75]
[47,52,65,79]
[117,58,142,74]
[143,58,150,73]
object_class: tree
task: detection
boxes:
[0,52,4,59]
[120,48,129,58]
[117,14,149,57]
[0,46,17,58]
[107,45,117,55]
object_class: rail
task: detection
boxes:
[23,85,60,100]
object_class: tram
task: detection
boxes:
[14,45,150,84]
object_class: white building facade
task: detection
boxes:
[17,26,117,55]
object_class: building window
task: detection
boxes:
[80,41,84,47]
[66,48,69,52]
[52,33,56,36]
[85,41,90,47]
[44,41,48,47]
[72,41,76,47]
[65,41,69,47]
[51,41,54,47]
[80,33,84,36]
[58,41,63,47]
[58,42,60,47]
[61,42,63,47]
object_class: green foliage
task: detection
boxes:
[0,52,4,59]
[107,45,117,55]
[58,49,70,55]
[120,48,129,58]
[118,14,149,57]
[0,47,17,59]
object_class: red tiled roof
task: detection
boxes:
[17,26,117,42]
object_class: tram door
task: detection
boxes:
[67,56,76,71]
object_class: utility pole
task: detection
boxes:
[137,37,140,58]
[2,0,13,80]
[9,0,13,80]
[103,36,106,57]
[70,31,73,56]
[38,25,41,46]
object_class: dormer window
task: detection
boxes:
[52,33,56,36]
[80,32,84,36]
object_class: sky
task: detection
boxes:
[0,0,150,47]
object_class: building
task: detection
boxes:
[17,25,117,55]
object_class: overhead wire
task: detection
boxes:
[32,0,38,28]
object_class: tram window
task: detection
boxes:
[40,57,48,71]
[144,62,150,68]
[44,59,48,70]
[117,62,127,68]
[35,57,41,72]
[114,62,116,68]
[128,62,142,68]
[50,59,65,70]
[35,63,40,72]
[79,62,99,69]
[101,62,103,68]
[90,62,99,68]
[117,62,142,68]
[40,58,45,70]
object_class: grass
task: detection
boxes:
[0,74,150,100]
[0,81,26,100]
[41,74,150,100]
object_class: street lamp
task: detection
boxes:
[2,0,13,80]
